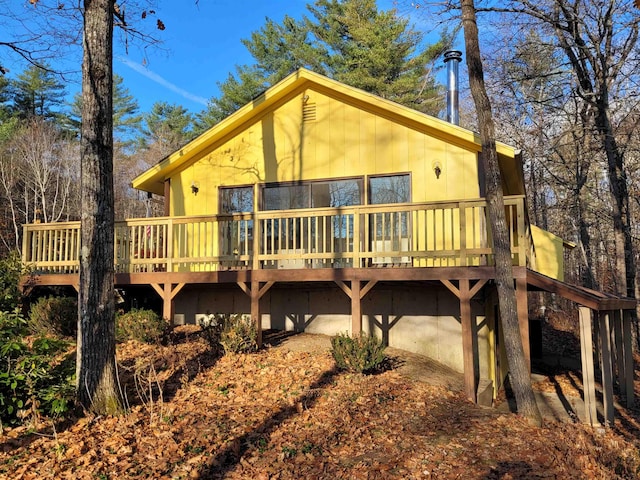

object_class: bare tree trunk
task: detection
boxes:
[575,191,596,290]
[595,104,635,298]
[460,0,542,426]
[76,0,123,415]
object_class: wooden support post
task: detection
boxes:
[151,283,186,326]
[613,310,625,395]
[251,279,262,348]
[487,292,499,399]
[593,315,600,369]
[579,307,599,427]
[516,277,530,372]
[598,311,615,426]
[163,283,173,323]
[351,280,362,337]
[623,310,635,408]
[460,279,477,403]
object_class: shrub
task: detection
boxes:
[0,309,75,425]
[28,296,77,337]
[116,308,168,343]
[198,314,225,354]
[0,251,25,312]
[330,332,386,374]
[220,314,258,354]
[199,313,258,355]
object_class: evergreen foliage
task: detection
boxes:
[115,308,168,344]
[27,296,77,338]
[199,313,259,355]
[142,101,195,153]
[0,252,24,312]
[68,74,143,140]
[0,309,75,425]
[10,64,67,122]
[307,0,449,113]
[195,65,270,131]
[219,314,258,354]
[330,332,386,374]
[0,76,12,122]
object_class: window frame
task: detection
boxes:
[259,175,364,211]
[367,172,412,205]
[219,184,255,214]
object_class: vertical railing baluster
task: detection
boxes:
[21,225,29,264]
[253,213,260,270]
[459,203,467,266]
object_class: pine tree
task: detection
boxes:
[11,63,66,121]
[194,65,267,132]
[0,76,11,122]
[143,101,194,154]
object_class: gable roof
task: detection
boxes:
[132,68,521,195]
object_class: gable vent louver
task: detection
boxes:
[303,102,317,122]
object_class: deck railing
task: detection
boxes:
[21,196,531,274]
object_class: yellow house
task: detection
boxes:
[21,68,635,414]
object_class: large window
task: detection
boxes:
[220,186,254,213]
[218,174,411,266]
[369,174,410,205]
[368,174,411,264]
[262,178,363,210]
[260,178,363,264]
[219,186,254,263]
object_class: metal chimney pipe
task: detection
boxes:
[444,50,462,126]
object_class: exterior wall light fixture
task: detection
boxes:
[191,181,199,195]
[433,161,442,179]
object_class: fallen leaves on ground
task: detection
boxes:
[1,329,639,479]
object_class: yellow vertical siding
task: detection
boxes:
[530,225,566,281]
[171,87,482,217]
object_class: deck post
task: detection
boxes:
[623,310,635,408]
[598,311,615,426]
[351,280,362,336]
[460,279,477,403]
[163,283,173,324]
[612,310,625,395]
[251,279,262,348]
[578,307,599,427]
[593,314,600,371]
[515,277,530,372]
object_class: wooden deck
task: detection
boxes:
[21,196,531,277]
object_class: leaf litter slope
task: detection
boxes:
[1,328,639,479]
